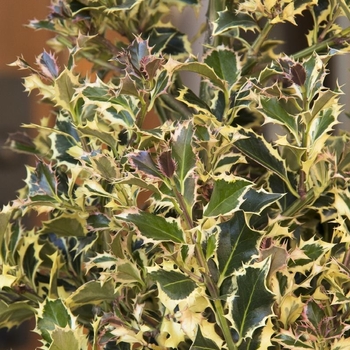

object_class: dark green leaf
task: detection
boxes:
[234,129,298,197]
[87,213,110,230]
[240,188,282,214]
[204,179,251,217]
[238,327,265,350]
[310,108,336,144]
[149,69,170,109]
[217,211,261,282]
[37,299,71,343]
[275,332,314,348]
[0,301,35,329]
[174,61,226,91]
[40,213,88,237]
[151,269,196,300]
[303,53,325,101]
[260,97,298,137]
[66,279,116,309]
[305,300,325,329]
[231,259,274,339]
[172,121,196,188]
[204,48,241,89]
[107,0,141,11]
[26,161,56,198]
[51,113,80,163]
[177,87,211,113]
[214,10,258,36]
[191,326,220,350]
[117,211,184,243]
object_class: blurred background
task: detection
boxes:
[0,1,52,209]
[0,2,51,349]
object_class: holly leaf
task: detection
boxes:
[116,211,185,243]
[151,269,196,300]
[217,211,261,284]
[229,259,274,339]
[204,178,252,217]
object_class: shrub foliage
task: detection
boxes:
[2,0,350,349]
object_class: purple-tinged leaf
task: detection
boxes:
[290,63,306,86]
[37,50,59,79]
[158,150,176,178]
[129,150,162,179]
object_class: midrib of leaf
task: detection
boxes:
[218,224,246,285]
[172,123,195,194]
[135,219,183,243]
[238,265,267,338]
[161,278,190,289]
[234,132,299,198]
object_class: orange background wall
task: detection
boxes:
[0,2,51,349]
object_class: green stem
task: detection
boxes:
[194,231,237,350]
[241,20,274,76]
[251,20,274,56]
[317,7,342,42]
[339,0,350,22]
[127,94,149,147]
[173,187,194,230]
[207,0,226,47]
[282,187,318,218]
[293,27,350,60]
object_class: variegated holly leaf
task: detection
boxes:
[116,210,185,243]
[151,269,197,300]
[229,259,274,340]
[234,129,298,197]
[0,301,35,329]
[128,150,163,179]
[203,47,242,91]
[204,178,252,217]
[213,9,259,36]
[49,327,89,350]
[217,211,261,284]
[190,326,220,350]
[40,213,88,237]
[65,279,116,310]
[37,299,72,343]
[171,122,197,213]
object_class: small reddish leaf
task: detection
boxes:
[129,150,162,178]
[158,150,176,178]
[290,63,306,86]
